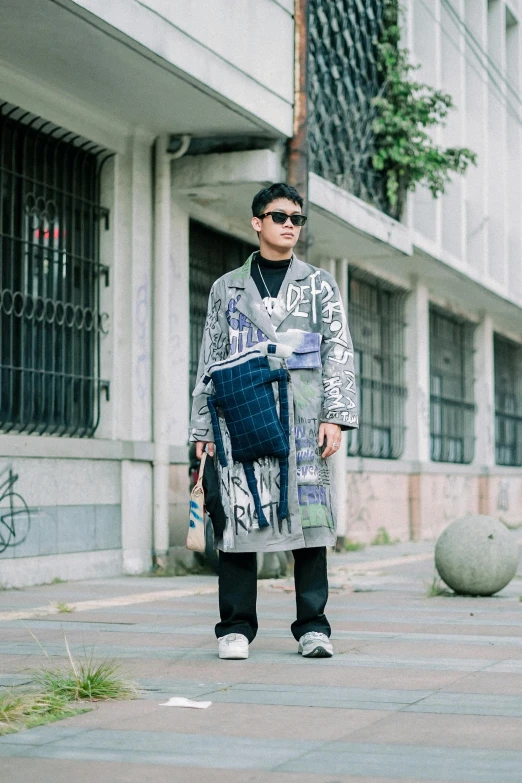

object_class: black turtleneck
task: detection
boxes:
[251,253,291,301]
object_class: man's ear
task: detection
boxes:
[251,216,262,233]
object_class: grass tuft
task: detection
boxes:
[0,691,86,736]
[54,602,75,613]
[1,634,138,736]
[345,538,365,552]
[426,574,454,597]
[32,637,138,703]
[33,659,138,702]
[371,527,398,546]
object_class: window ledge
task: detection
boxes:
[0,435,188,464]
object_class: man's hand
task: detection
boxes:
[318,423,342,459]
[196,441,215,460]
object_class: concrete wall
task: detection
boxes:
[0,72,157,586]
[0,457,122,588]
[344,468,522,545]
[68,0,294,136]
[343,470,410,544]
[410,0,522,311]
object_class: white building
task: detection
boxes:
[0,0,520,587]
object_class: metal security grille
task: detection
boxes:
[347,269,407,459]
[494,334,522,466]
[430,308,475,464]
[0,103,111,437]
[189,221,256,394]
[308,0,388,213]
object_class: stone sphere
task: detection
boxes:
[435,515,518,596]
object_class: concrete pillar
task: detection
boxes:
[474,314,495,513]
[169,200,191,447]
[152,136,173,565]
[404,278,430,540]
[474,314,495,468]
[130,131,154,442]
[119,131,154,572]
[121,460,153,574]
[404,278,431,465]
[167,200,192,556]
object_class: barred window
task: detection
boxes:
[494,334,522,466]
[347,270,407,459]
[430,308,475,463]
[189,221,256,394]
[0,103,110,437]
[308,0,389,215]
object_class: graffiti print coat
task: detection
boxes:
[190,253,358,553]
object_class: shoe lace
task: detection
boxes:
[302,631,328,642]
[223,633,246,642]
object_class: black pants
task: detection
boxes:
[215,546,331,643]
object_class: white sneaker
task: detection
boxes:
[218,633,249,659]
[298,632,333,658]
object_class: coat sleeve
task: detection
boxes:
[189,282,229,442]
[319,271,359,430]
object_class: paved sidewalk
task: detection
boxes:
[1,538,522,783]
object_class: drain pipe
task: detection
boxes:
[287,0,309,261]
[152,135,191,568]
[152,135,172,568]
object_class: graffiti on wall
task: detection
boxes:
[345,471,377,539]
[0,467,31,554]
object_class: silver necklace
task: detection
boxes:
[257,262,272,300]
[257,259,291,315]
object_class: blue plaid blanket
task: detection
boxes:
[204,346,290,529]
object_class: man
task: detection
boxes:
[190,183,358,660]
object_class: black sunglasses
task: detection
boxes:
[259,211,307,226]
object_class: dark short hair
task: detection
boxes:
[251,183,304,217]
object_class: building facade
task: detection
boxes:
[0,0,521,587]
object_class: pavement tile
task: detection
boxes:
[52,699,161,729]
[44,727,322,769]
[2,730,521,781]
[0,758,447,783]
[342,712,522,751]
[114,703,389,741]
[190,664,466,691]
[354,640,522,660]
[440,670,522,695]
[403,691,522,717]
[0,726,87,746]
[279,741,522,782]
[2,543,522,782]
[333,620,522,637]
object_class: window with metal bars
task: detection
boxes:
[494,334,522,466]
[429,308,475,463]
[308,0,389,214]
[0,103,110,437]
[347,269,407,459]
[189,221,257,395]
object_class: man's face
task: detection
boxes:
[251,198,303,253]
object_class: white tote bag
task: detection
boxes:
[186,451,207,552]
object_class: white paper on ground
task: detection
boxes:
[159,697,211,709]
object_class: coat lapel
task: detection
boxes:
[231,254,277,341]
[270,255,312,331]
[230,253,313,340]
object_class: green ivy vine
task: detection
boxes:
[371,0,477,220]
